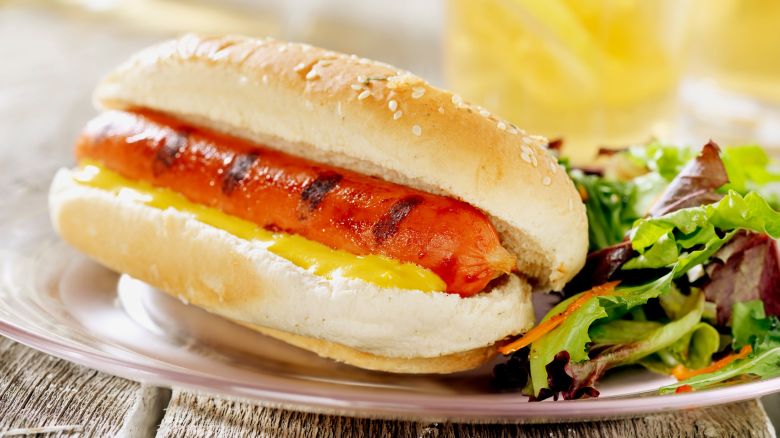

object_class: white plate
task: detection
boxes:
[1,169,779,423]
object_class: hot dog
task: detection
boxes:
[49,35,588,373]
[75,109,515,296]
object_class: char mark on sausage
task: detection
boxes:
[222,153,259,195]
[372,195,423,243]
[300,171,343,211]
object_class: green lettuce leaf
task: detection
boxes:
[625,142,695,181]
[573,143,780,253]
[625,142,780,194]
[529,274,673,395]
[568,171,643,251]
[533,291,709,400]
[732,301,772,349]
[589,320,663,346]
[571,292,705,379]
[721,145,780,207]
[624,191,780,271]
[663,322,721,370]
[661,300,780,393]
[528,190,780,396]
[660,344,780,394]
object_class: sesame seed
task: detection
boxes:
[350,83,363,91]
[358,58,371,65]
[438,106,445,114]
[238,75,248,85]
[520,145,534,164]
[305,69,319,80]
[479,109,490,117]
[531,154,538,167]
[507,127,518,135]
[549,161,559,173]
[388,100,398,111]
[336,101,343,116]
[357,75,367,83]
[411,87,425,99]
[452,94,464,105]
[293,62,306,72]
[357,90,371,100]
[262,74,269,85]
[497,121,507,130]
[393,110,403,120]
[278,45,288,52]
[542,176,552,186]
[412,125,422,136]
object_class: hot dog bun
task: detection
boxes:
[94,34,588,291]
[50,170,533,372]
[50,35,589,373]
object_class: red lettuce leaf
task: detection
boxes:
[703,232,780,326]
[528,351,600,401]
[567,142,731,293]
[492,347,531,391]
[565,242,633,294]
[648,141,729,217]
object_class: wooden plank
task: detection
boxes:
[0,338,170,438]
[158,390,774,438]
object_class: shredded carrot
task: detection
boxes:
[577,185,589,202]
[675,385,694,394]
[498,281,620,355]
[672,345,753,381]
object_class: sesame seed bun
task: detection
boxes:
[49,35,591,373]
[93,34,588,291]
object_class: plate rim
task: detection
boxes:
[2,315,779,423]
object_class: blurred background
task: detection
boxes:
[2,0,780,168]
[0,0,779,425]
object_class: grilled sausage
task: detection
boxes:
[75,110,516,296]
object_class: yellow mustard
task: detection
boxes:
[72,162,446,292]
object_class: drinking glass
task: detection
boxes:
[445,0,692,163]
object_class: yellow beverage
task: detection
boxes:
[445,0,691,163]
[690,0,780,102]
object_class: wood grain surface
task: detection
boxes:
[0,337,774,437]
[0,337,169,437]
[157,390,774,438]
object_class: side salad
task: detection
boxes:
[494,141,780,400]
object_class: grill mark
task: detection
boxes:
[222,153,259,195]
[372,195,424,244]
[152,129,190,176]
[300,171,343,211]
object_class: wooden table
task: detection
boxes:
[0,4,777,437]
[0,337,775,437]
